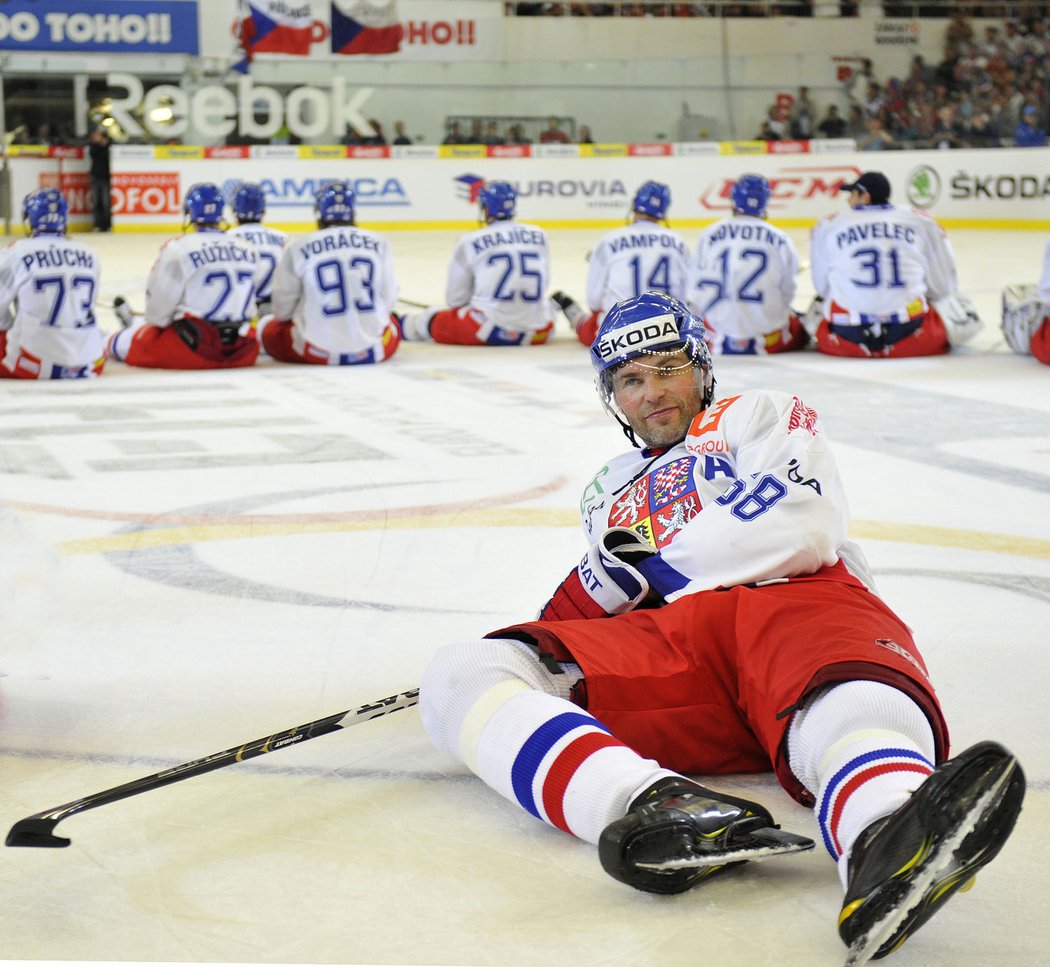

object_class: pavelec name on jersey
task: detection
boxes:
[21,247,96,270]
[187,243,256,269]
[297,232,381,259]
[471,227,546,253]
[835,222,916,249]
[609,233,687,255]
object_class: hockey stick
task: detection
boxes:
[6,688,419,849]
[395,297,429,309]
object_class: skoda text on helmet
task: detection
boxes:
[183,183,226,226]
[731,174,771,217]
[232,182,266,222]
[632,181,671,220]
[23,188,68,235]
[478,181,516,221]
[315,181,355,224]
[591,292,716,446]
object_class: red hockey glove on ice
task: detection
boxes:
[538,527,656,621]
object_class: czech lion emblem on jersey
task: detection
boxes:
[608,456,702,549]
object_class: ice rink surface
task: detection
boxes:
[1,225,1049,967]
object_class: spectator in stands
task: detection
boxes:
[392,121,413,145]
[816,104,847,139]
[790,86,815,139]
[1015,104,1047,146]
[539,116,570,143]
[506,123,530,144]
[468,120,485,144]
[577,124,595,143]
[846,104,866,138]
[930,104,968,149]
[483,121,505,145]
[856,115,897,151]
[755,120,780,141]
[765,104,789,139]
[443,121,467,144]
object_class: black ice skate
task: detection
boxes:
[839,740,1025,966]
[598,776,815,895]
[113,296,135,330]
[550,290,584,330]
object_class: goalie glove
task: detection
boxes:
[538,527,656,621]
[932,291,983,347]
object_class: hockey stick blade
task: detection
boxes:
[636,827,815,870]
[6,688,419,849]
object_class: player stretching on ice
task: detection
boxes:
[1001,236,1050,366]
[106,182,264,370]
[398,180,556,346]
[420,292,1024,965]
[551,180,690,347]
[689,173,808,354]
[258,181,401,366]
[227,182,288,316]
[0,189,106,379]
[808,170,981,357]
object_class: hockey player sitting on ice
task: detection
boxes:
[551,180,690,347]
[257,181,401,366]
[688,173,808,355]
[807,170,981,358]
[398,180,556,346]
[0,189,106,379]
[106,183,263,370]
[420,292,1025,965]
[226,182,288,316]
[1001,237,1050,366]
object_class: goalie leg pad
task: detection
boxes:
[1001,284,1045,355]
[931,292,983,347]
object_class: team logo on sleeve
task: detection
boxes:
[608,456,701,548]
[788,396,819,435]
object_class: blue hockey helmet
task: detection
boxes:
[183,183,226,226]
[731,173,771,217]
[632,180,671,220]
[23,188,68,235]
[478,181,516,221]
[315,181,355,225]
[591,292,715,445]
[232,182,266,222]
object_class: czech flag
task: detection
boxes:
[331,0,403,56]
[236,1,327,60]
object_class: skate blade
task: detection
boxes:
[636,827,815,870]
[842,757,1019,967]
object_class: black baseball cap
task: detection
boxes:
[840,171,891,204]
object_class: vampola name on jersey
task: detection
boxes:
[594,313,679,362]
[609,233,688,255]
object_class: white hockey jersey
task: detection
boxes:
[446,219,553,332]
[586,221,690,311]
[227,223,289,303]
[0,234,104,373]
[1038,238,1050,302]
[271,223,398,355]
[578,390,873,600]
[688,215,799,341]
[145,229,263,327]
[810,204,958,324]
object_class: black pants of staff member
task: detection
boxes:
[91,176,112,232]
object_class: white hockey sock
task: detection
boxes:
[400,309,435,341]
[787,681,936,886]
[420,638,674,845]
